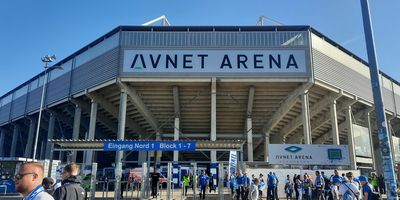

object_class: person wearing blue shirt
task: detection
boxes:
[198,170,209,199]
[267,172,277,200]
[315,171,325,200]
[236,172,244,200]
[360,175,374,200]
[15,162,55,200]
[243,173,251,200]
[273,172,279,200]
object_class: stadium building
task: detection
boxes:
[0,26,399,177]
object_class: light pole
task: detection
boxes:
[359,0,398,199]
[32,55,59,161]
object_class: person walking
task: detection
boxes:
[53,163,85,200]
[338,177,359,200]
[330,170,341,200]
[198,170,209,199]
[150,169,160,199]
[258,174,266,200]
[315,171,325,200]
[244,172,251,200]
[359,175,375,200]
[236,171,245,200]
[182,173,190,196]
[295,175,303,200]
[250,178,260,200]
[284,174,293,200]
[303,174,313,200]
[209,173,216,193]
[377,174,385,194]
[267,172,277,200]
[15,162,55,200]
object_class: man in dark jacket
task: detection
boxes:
[53,163,86,200]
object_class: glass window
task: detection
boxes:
[30,78,39,90]
[15,85,28,98]
[1,94,12,105]
[75,33,119,67]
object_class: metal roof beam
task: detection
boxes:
[85,92,145,134]
[118,81,160,131]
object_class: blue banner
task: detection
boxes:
[104,141,196,151]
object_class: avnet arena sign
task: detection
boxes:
[123,50,309,76]
[269,144,350,166]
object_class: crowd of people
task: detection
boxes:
[14,162,85,200]
[228,169,385,200]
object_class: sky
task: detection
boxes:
[0,0,399,97]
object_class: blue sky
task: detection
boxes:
[0,0,399,96]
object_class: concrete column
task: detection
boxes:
[173,117,179,162]
[85,100,97,167]
[388,119,396,163]
[156,132,161,164]
[301,92,311,144]
[24,119,36,158]
[367,112,377,171]
[345,106,357,170]
[264,134,270,162]
[246,118,253,162]
[45,112,56,159]
[211,78,217,163]
[10,124,19,157]
[331,101,340,145]
[40,140,46,160]
[0,129,5,157]
[115,90,127,200]
[71,105,81,162]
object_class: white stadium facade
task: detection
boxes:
[0,26,399,177]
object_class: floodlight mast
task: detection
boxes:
[142,15,171,26]
[256,16,284,26]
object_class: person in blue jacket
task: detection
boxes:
[267,172,277,200]
[198,170,209,199]
[236,171,245,200]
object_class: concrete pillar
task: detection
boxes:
[388,119,396,163]
[246,118,253,162]
[301,92,312,144]
[40,140,46,160]
[367,112,377,171]
[0,128,5,157]
[264,134,270,162]
[156,132,161,164]
[211,78,217,163]
[24,119,36,158]
[115,90,127,200]
[85,100,97,167]
[331,100,340,145]
[45,112,56,159]
[10,124,19,157]
[71,105,81,162]
[345,106,357,170]
[173,117,179,162]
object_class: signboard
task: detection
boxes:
[123,50,309,76]
[103,141,196,151]
[228,150,237,176]
[268,144,350,165]
[353,124,372,157]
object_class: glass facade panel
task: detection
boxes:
[15,85,28,98]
